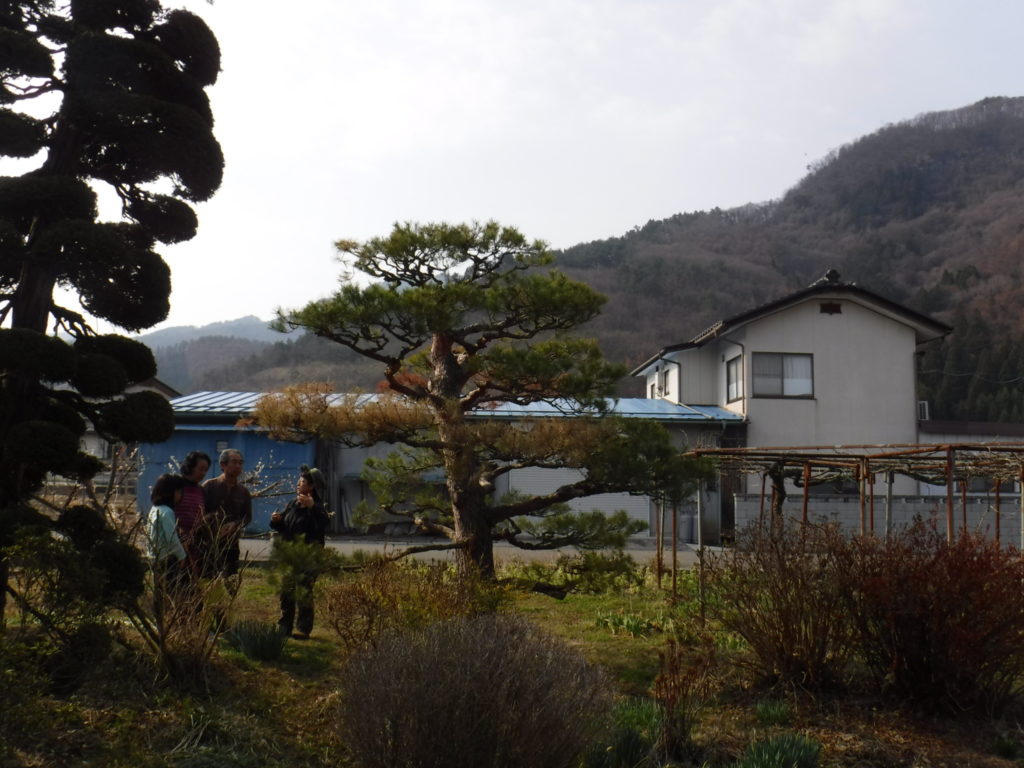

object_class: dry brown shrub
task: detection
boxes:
[336,613,612,768]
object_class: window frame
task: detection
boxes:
[751,352,814,399]
[726,355,743,403]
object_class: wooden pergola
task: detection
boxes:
[687,442,1024,545]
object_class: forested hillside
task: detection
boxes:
[153,97,1024,420]
[559,96,1024,417]
[151,332,382,394]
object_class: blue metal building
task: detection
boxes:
[140,391,745,541]
[137,392,316,533]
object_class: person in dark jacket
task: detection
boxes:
[270,465,329,639]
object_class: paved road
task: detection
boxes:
[240,535,704,568]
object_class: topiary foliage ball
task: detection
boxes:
[61,451,107,483]
[57,504,110,549]
[0,328,75,381]
[72,352,128,397]
[125,193,197,244]
[97,390,174,443]
[0,108,45,157]
[4,420,79,474]
[0,175,97,229]
[90,537,146,606]
[38,400,87,437]
[75,334,156,384]
[0,501,51,546]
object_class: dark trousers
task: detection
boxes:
[279,571,317,635]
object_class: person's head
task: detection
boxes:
[298,464,324,502]
[219,449,244,480]
[180,451,211,483]
[151,473,187,507]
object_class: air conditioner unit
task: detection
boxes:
[917,400,930,421]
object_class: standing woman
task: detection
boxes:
[175,451,211,573]
[270,465,329,639]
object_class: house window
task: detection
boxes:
[726,356,742,402]
[658,368,670,397]
[752,353,813,397]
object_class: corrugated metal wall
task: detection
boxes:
[137,427,315,532]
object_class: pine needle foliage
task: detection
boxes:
[256,221,709,574]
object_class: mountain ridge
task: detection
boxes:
[150,97,1024,419]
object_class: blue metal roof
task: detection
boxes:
[172,391,743,423]
[481,398,742,422]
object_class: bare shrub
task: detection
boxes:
[652,637,716,764]
[336,614,612,768]
[321,560,506,653]
[842,521,1024,713]
[703,519,853,687]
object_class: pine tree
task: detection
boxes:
[254,221,706,575]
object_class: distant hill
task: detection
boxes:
[136,315,280,349]
[145,327,383,395]
[151,97,1024,420]
[557,96,1024,416]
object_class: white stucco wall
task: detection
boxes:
[734,493,1024,547]
[734,297,919,448]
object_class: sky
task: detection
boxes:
[58,1,1024,330]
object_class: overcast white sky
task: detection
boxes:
[92,1,1024,329]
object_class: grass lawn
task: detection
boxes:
[2,561,1022,767]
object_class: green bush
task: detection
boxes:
[754,698,793,727]
[582,697,661,768]
[336,614,611,768]
[224,620,288,661]
[733,733,821,768]
[500,549,648,594]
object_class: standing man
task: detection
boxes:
[202,448,252,577]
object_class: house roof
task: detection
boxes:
[170,391,743,425]
[631,269,953,376]
[478,398,743,423]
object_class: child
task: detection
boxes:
[147,473,190,621]
[148,472,188,564]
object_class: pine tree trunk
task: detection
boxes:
[430,331,497,577]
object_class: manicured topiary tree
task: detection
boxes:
[0,0,222,623]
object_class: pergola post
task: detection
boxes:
[654,500,664,589]
[960,479,968,535]
[867,459,875,534]
[945,447,955,543]
[671,502,678,602]
[994,479,1001,545]
[857,463,866,536]
[801,462,810,524]
[1019,467,1023,553]
[885,470,894,539]
[697,479,706,625]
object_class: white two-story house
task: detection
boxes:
[633,270,951,451]
[632,270,967,538]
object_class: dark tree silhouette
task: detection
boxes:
[0,0,222,620]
